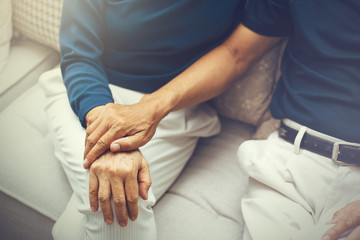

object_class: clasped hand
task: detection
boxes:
[83,97,166,226]
[89,150,151,227]
[83,97,166,169]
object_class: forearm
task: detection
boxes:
[142,45,240,114]
[61,0,112,128]
[83,25,282,158]
[142,24,282,119]
[83,44,238,158]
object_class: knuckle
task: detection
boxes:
[112,119,124,129]
[326,229,337,238]
[345,202,353,208]
[103,168,114,176]
[144,135,151,143]
[112,124,121,132]
[91,165,101,173]
[334,209,342,216]
[121,165,135,176]
[328,225,342,236]
[99,196,110,204]
[96,139,107,149]
[113,197,126,206]
[89,187,98,195]
[85,128,92,136]
[108,114,116,122]
[87,136,97,146]
[105,102,114,110]
[96,138,106,147]
[144,160,150,168]
[147,180,152,187]
[122,165,132,173]
[344,216,354,229]
[89,166,96,173]
[91,162,104,172]
[127,196,138,204]
[109,168,121,177]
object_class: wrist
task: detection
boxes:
[139,91,179,120]
[85,105,106,126]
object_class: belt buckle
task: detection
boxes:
[331,142,360,166]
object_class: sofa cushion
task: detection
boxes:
[0,191,54,240]
[212,41,285,127]
[0,0,12,72]
[155,118,252,240]
[0,39,59,111]
[12,0,63,51]
[0,80,252,239]
[0,83,72,221]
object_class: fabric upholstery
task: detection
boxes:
[0,84,72,221]
[12,0,63,51]
[0,79,252,239]
[1,1,284,239]
[0,39,59,111]
[0,191,54,240]
[155,118,253,240]
[0,0,12,72]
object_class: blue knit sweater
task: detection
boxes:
[60,0,245,127]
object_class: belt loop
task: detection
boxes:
[294,126,308,154]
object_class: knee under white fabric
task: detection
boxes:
[237,128,360,240]
[39,68,221,240]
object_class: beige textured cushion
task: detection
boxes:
[12,0,63,51]
[212,42,283,125]
[0,0,12,72]
[212,41,287,138]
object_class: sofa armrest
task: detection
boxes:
[0,38,59,111]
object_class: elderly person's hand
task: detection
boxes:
[83,94,169,168]
[89,149,151,227]
[322,200,360,240]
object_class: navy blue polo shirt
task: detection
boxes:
[60,0,245,127]
[243,0,360,142]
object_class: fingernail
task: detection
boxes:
[130,216,136,221]
[83,158,89,168]
[112,143,120,151]
[120,222,127,227]
[105,219,112,224]
[322,235,330,240]
[91,207,97,212]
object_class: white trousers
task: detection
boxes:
[39,69,221,240]
[237,119,360,240]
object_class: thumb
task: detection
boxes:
[110,135,146,152]
[137,158,151,200]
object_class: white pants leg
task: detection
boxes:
[237,125,360,240]
[39,69,221,240]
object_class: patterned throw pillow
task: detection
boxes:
[12,0,63,51]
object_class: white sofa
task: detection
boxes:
[0,1,284,239]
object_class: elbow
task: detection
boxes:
[222,42,253,77]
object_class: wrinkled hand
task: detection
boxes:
[89,149,151,227]
[322,200,360,240]
[83,95,168,168]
